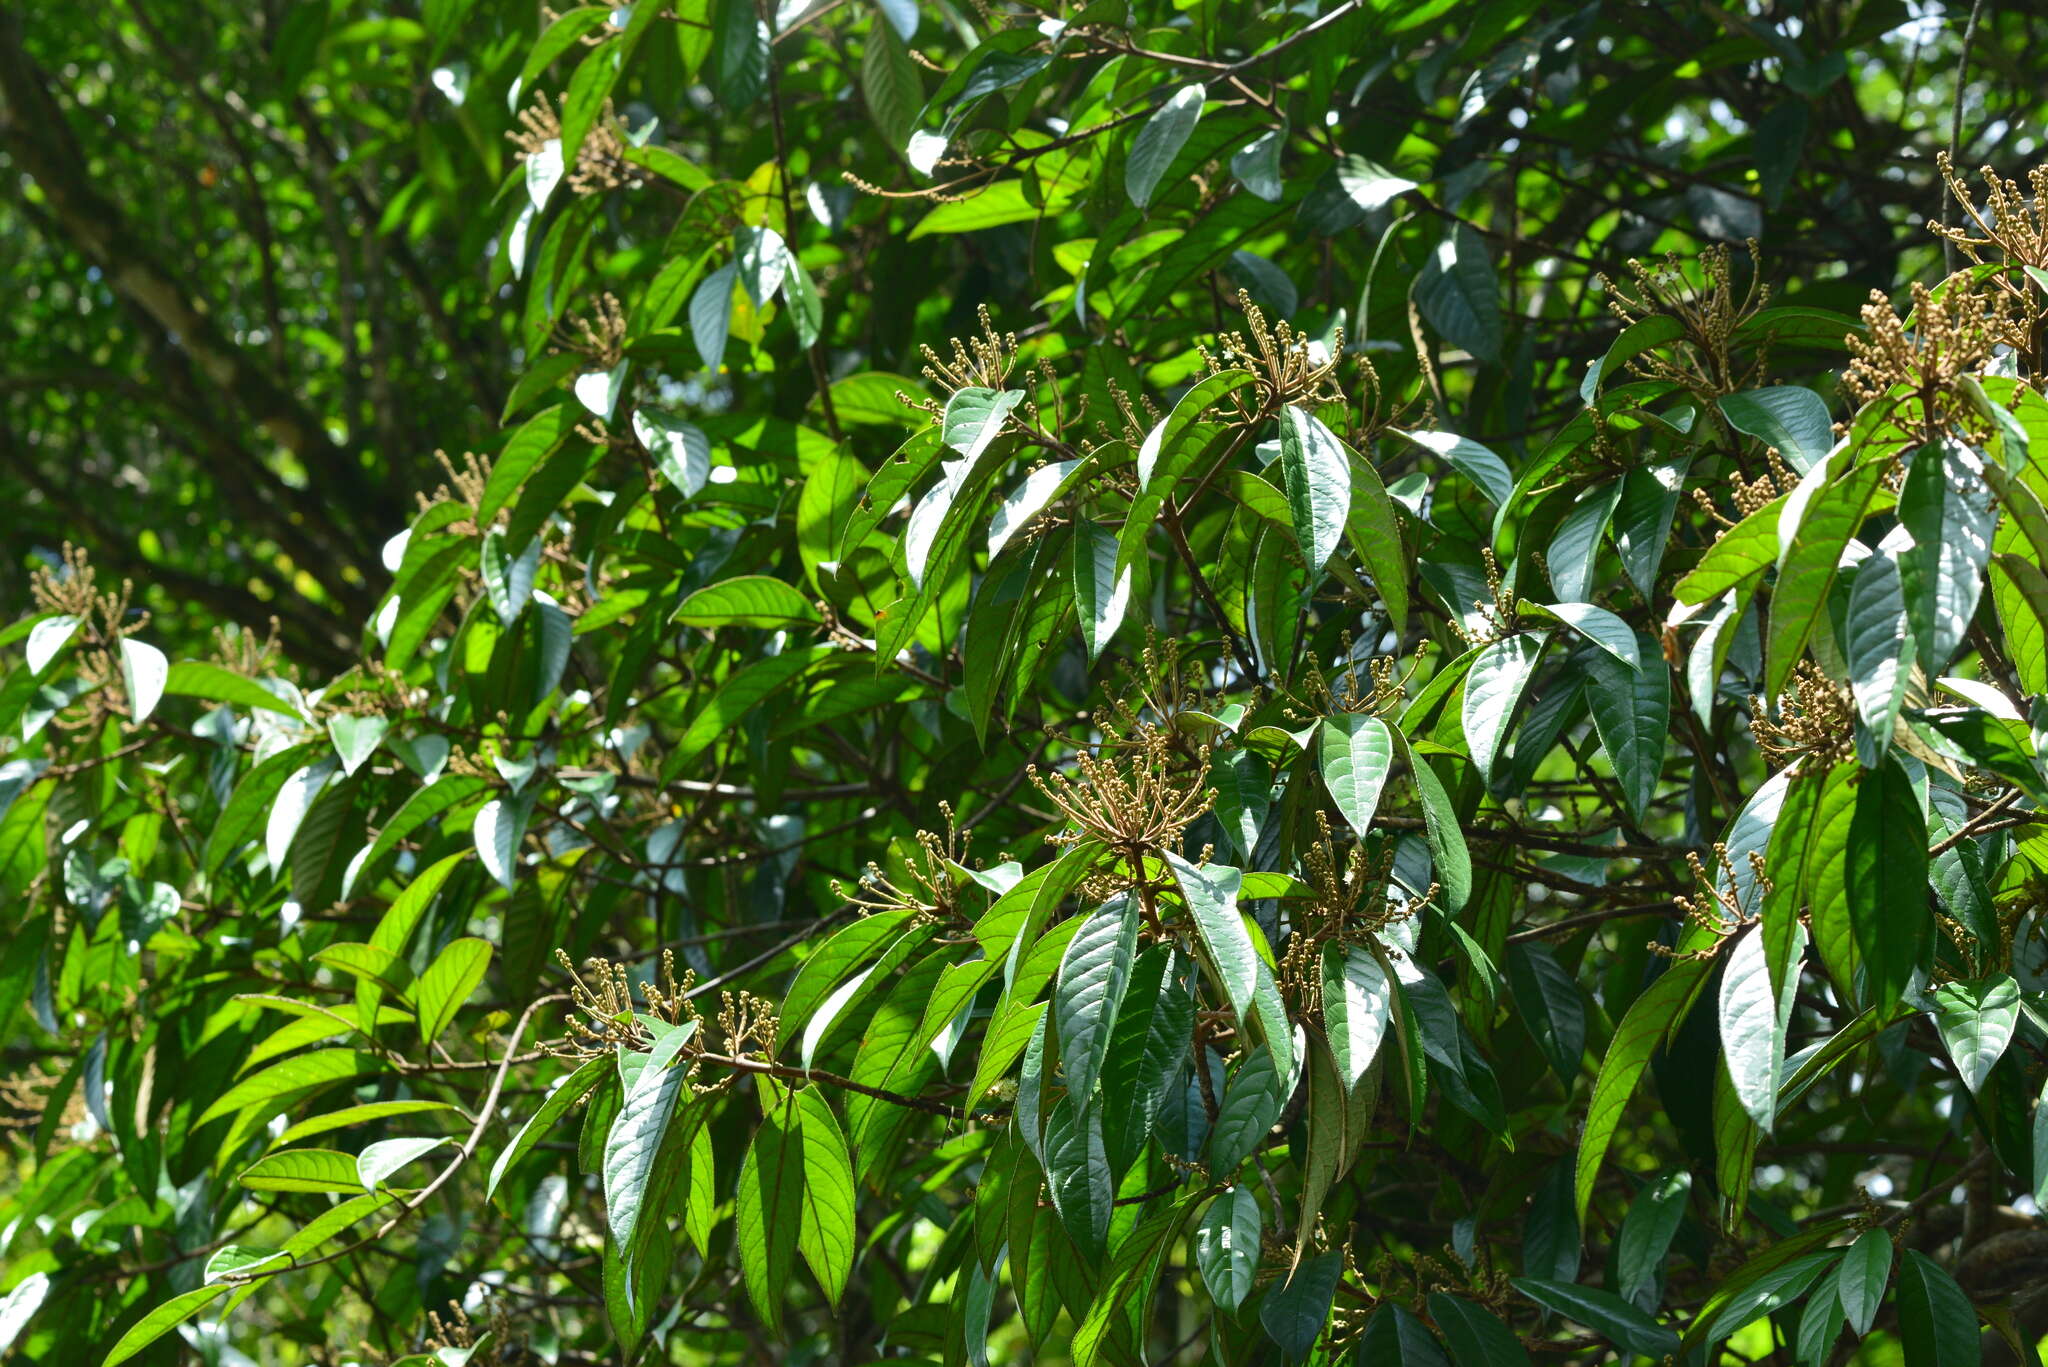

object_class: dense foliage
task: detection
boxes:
[8,1,2048,1364]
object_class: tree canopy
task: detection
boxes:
[6,1,2048,1365]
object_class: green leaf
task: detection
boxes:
[632,408,712,498]
[674,575,819,631]
[1719,918,1803,1131]
[1357,1302,1451,1367]
[1321,942,1394,1092]
[1674,494,1785,605]
[278,1099,460,1148]
[1428,1292,1534,1367]
[1575,956,1710,1219]
[1766,457,1887,696]
[1541,602,1639,669]
[1126,83,1205,210]
[489,1053,612,1197]
[1392,428,1514,506]
[238,1147,365,1193]
[198,1049,374,1126]
[1462,635,1543,782]
[1899,437,1997,672]
[100,1285,231,1367]
[413,936,491,1046]
[794,1088,856,1305]
[603,1031,696,1263]
[1042,1095,1114,1256]
[1838,1227,1892,1337]
[1055,894,1141,1102]
[1207,1044,1282,1171]
[1512,1277,1679,1360]
[1072,519,1132,663]
[1260,1251,1341,1360]
[736,1094,805,1332]
[1506,942,1585,1084]
[1846,755,1929,1012]
[1195,1185,1262,1312]
[1413,224,1502,364]
[1719,387,1834,472]
[1582,314,1685,402]
[1930,974,2019,1095]
[861,22,921,151]
[1583,634,1667,825]
[1845,547,1913,755]
[1545,481,1622,602]
[1279,404,1351,580]
[356,1136,448,1191]
[1401,739,1472,912]
[1165,850,1254,1018]
[1896,1250,1980,1366]
[1319,711,1394,835]
[1231,128,1283,201]
[1615,1171,1691,1301]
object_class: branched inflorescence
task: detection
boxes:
[1600,241,1772,402]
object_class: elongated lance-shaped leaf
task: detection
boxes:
[1321,942,1394,1092]
[1844,542,1913,756]
[1125,83,1205,210]
[793,1088,856,1305]
[735,1093,805,1332]
[1898,436,1996,673]
[1041,1096,1113,1258]
[1583,634,1668,826]
[1164,850,1254,1018]
[1846,755,1928,1013]
[1194,1185,1262,1312]
[1072,520,1132,663]
[1279,404,1353,583]
[1575,955,1712,1219]
[602,1043,695,1266]
[1054,894,1141,1103]
[1318,711,1394,835]
[1462,634,1543,783]
[1838,1227,1892,1337]
[1718,919,1804,1130]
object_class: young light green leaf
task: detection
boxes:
[413,937,491,1046]
[690,262,737,369]
[794,1088,856,1305]
[100,1285,230,1367]
[1718,920,1803,1130]
[327,714,388,778]
[736,1096,805,1332]
[488,1053,611,1197]
[1126,83,1205,210]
